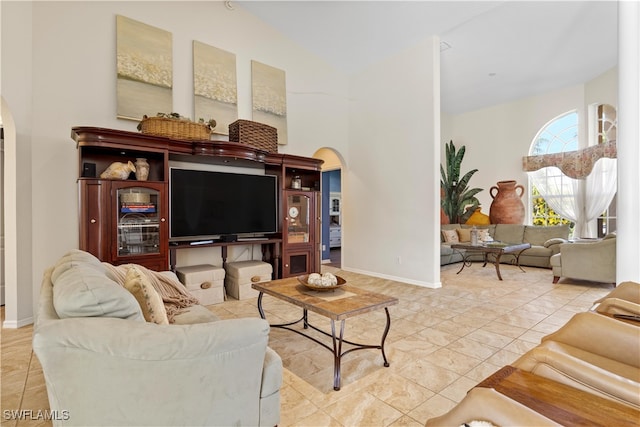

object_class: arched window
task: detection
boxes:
[528,112,577,228]
[526,106,617,238]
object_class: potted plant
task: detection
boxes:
[440,140,483,224]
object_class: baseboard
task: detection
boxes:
[2,316,34,329]
[340,266,442,289]
[321,259,331,264]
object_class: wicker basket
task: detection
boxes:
[228,120,278,153]
[139,116,210,141]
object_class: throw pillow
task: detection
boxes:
[477,228,490,241]
[124,265,169,325]
[442,229,459,243]
[456,228,471,242]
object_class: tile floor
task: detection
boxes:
[1,263,613,427]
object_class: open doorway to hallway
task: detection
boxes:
[314,147,344,271]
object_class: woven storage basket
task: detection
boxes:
[228,120,278,153]
[139,116,210,140]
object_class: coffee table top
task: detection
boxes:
[451,242,531,253]
[478,365,639,426]
[252,277,398,321]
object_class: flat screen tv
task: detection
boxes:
[170,168,278,241]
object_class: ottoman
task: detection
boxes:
[176,264,226,306]
[225,260,273,300]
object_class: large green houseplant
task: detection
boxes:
[440,140,483,224]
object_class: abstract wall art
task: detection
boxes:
[251,60,288,145]
[116,15,172,120]
[193,41,238,135]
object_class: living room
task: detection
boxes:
[4,0,639,328]
[1,1,640,425]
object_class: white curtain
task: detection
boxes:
[583,158,617,237]
[528,159,617,237]
[529,166,581,226]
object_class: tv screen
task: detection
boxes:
[170,168,278,240]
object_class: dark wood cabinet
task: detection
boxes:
[78,179,109,261]
[73,126,323,276]
[281,190,319,277]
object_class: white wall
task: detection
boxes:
[345,37,441,288]
[2,1,350,326]
[1,2,35,327]
[441,71,617,216]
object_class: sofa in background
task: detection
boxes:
[33,250,282,427]
[441,224,570,268]
[550,233,616,284]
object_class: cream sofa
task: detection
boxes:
[550,233,616,284]
[33,250,282,427]
[441,224,570,268]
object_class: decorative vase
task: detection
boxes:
[489,180,525,224]
[135,158,150,181]
[466,207,491,225]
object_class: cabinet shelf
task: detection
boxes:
[73,126,323,276]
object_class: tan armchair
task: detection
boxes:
[512,312,640,409]
[550,233,616,284]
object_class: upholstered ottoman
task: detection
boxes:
[225,260,272,300]
[176,264,225,306]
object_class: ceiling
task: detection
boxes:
[236,1,618,114]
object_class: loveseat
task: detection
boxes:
[441,224,570,268]
[33,249,282,427]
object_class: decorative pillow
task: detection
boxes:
[442,229,460,243]
[52,263,144,321]
[456,228,471,242]
[477,228,490,241]
[124,266,169,325]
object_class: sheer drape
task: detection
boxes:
[527,158,617,237]
[528,166,581,225]
[583,158,617,237]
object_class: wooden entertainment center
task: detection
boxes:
[72,126,323,278]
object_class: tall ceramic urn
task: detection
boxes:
[489,180,525,224]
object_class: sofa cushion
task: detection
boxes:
[51,249,105,283]
[524,225,570,246]
[52,255,144,321]
[456,228,471,242]
[172,304,219,324]
[493,224,525,243]
[442,229,460,243]
[124,265,169,325]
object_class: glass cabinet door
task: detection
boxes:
[286,193,311,244]
[116,186,161,256]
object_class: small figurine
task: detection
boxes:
[100,161,136,180]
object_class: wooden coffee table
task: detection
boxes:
[451,242,531,280]
[252,277,398,390]
[477,365,639,426]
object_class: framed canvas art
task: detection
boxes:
[193,41,238,135]
[251,61,288,145]
[116,15,172,120]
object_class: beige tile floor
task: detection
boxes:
[1,263,613,427]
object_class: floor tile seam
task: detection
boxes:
[359,391,408,426]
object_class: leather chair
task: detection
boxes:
[591,281,640,317]
[513,312,640,408]
[550,233,616,284]
[424,387,560,427]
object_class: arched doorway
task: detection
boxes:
[313,148,345,268]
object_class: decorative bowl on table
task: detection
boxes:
[297,273,346,291]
